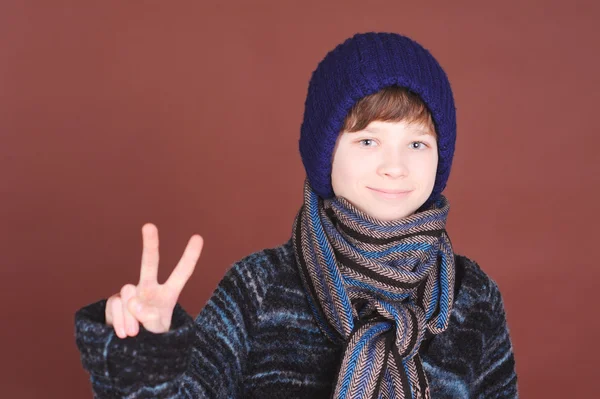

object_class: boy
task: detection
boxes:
[75,32,518,398]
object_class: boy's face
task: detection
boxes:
[331,120,438,221]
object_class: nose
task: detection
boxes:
[376,149,408,178]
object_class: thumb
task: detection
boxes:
[127,296,145,320]
[127,296,166,333]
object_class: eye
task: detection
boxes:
[358,139,377,147]
[410,141,428,150]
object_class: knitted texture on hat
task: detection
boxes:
[299,32,457,209]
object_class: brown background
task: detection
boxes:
[1,1,598,397]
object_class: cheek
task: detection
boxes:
[332,150,367,192]
[332,157,354,190]
[342,156,371,184]
[416,153,438,185]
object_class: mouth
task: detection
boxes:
[367,187,413,199]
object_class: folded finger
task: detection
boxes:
[120,284,139,337]
[111,296,127,339]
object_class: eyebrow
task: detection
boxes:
[414,129,436,137]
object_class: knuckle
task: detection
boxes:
[112,297,123,312]
[120,284,136,297]
[108,292,121,301]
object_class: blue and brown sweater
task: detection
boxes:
[75,239,518,398]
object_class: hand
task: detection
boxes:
[105,223,204,338]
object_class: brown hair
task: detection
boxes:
[341,86,436,136]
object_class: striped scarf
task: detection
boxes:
[292,180,456,399]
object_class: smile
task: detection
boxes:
[367,187,413,199]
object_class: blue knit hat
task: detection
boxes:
[299,32,457,210]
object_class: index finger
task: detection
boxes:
[164,234,203,294]
[139,223,160,287]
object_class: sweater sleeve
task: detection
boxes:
[75,257,269,398]
[471,279,519,398]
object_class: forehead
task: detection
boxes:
[363,120,436,137]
